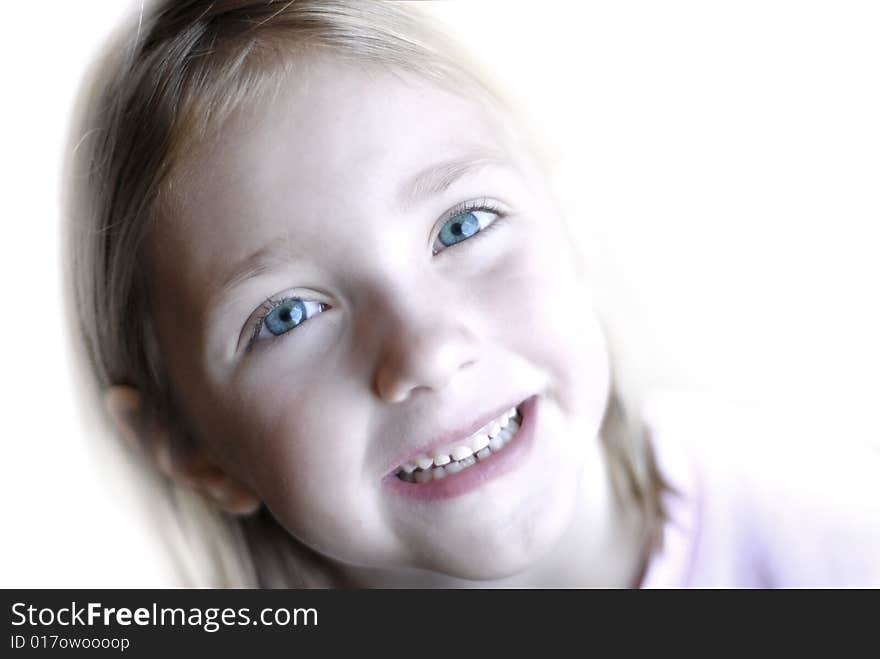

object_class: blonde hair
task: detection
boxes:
[65,0,673,587]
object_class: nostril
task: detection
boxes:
[374,368,404,403]
[372,323,483,403]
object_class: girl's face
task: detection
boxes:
[148,56,613,581]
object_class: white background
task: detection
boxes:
[1,1,878,586]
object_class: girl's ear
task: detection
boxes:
[103,385,262,516]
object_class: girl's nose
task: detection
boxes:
[373,314,482,404]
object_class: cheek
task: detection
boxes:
[479,225,610,417]
[216,370,380,558]
[226,369,353,478]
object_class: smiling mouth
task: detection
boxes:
[394,404,523,483]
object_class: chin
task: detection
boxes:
[444,554,547,583]
[421,479,581,584]
[425,532,559,583]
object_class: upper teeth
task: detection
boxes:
[398,406,518,474]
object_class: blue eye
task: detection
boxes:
[439,212,480,246]
[265,299,305,335]
[254,298,326,342]
[433,204,502,254]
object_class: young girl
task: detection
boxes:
[65,0,879,588]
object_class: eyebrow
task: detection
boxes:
[217,234,298,299]
[397,146,514,212]
[218,146,515,295]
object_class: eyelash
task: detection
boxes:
[248,297,328,347]
[247,199,507,348]
[432,199,506,255]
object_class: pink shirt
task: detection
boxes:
[638,392,880,588]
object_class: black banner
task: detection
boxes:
[1,589,867,655]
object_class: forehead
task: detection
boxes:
[169,56,519,210]
[151,55,526,298]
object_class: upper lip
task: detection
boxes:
[383,394,531,476]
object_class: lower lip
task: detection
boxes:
[382,395,540,502]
